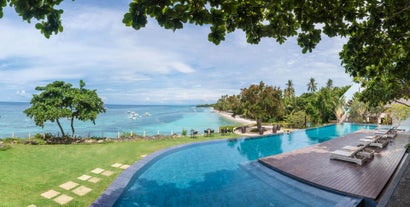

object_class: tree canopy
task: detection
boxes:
[388,103,410,127]
[214,81,283,133]
[24,80,106,138]
[123,0,409,106]
[1,0,64,38]
[3,0,409,105]
[239,81,283,130]
[307,77,317,92]
[215,79,351,128]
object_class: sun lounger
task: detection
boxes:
[330,149,368,165]
[375,128,398,138]
[342,146,374,159]
[358,135,388,148]
[330,145,373,165]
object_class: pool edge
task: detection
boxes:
[91,138,235,206]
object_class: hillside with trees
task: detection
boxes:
[214,79,351,130]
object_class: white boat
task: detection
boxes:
[128,111,141,119]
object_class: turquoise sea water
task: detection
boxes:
[0,102,237,138]
[113,123,376,206]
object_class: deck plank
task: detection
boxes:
[259,131,409,200]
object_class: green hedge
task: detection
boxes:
[219,126,235,133]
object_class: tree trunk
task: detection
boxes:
[256,118,263,135]
[56,119,65,138]
[70,116,75,138]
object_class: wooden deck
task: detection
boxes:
[259,131,409,200]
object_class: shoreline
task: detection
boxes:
[213,109,256,125]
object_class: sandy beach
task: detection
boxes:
[213,109,256,125]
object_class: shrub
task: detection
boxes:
[32,138,46,145]
[219,126,235,133]
[0,143,11,151]
[1,138,23,144]
[121,132,134,138]
[33,133,54,140]
[285,111,308,129]
[181,129,187,136]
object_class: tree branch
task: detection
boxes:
[394,99,410,107]
[386,2,410,21]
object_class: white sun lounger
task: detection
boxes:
[375,128,398,138]
[330,150,367,165]
[330,145,373,165]
[342,146,374,159]
[359,136,388,148]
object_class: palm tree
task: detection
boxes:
[326,79,333,89]
[284,80,296,114]
[307,78,317,92]
[284,80,295,98]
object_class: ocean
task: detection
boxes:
[0,102,238,138]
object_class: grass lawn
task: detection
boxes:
[0,134,240,206]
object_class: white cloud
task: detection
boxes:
[169,62,195,73]
[0,1,353,104]
[16,90,26,96]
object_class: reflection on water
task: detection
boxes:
[235,136,283,160]
[305,123,376,142]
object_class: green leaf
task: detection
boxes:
[35,23,43,29]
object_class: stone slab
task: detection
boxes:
[40,190,60,199]
[111,163,122,168]
[53,194,73,205]
[78,174,92,181]
[91,168,105,174]
[59,181,79,190]
[72,185,92,196]
[27,205,37,207]
[101,170,114,176]
[120,164,130,169]
[88,177,101,183]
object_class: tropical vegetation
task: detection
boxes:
[24,80,106,138]
[214,79,351,130]
[388,104,410,127]
[215,78,409,130]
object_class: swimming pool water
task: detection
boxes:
[112,123,376,206]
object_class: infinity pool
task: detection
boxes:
[97,123,376,206]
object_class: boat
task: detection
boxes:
[128,111,141,119]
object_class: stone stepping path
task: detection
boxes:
[72,185,92,196]
[102,170,114,176]
[112,163,130,169]
[88,177,101,183]
[54,194,73,205]
[111,163,122,168]
[91,168,105,174]
[37,163,129,206]
[77,174,92,181]
[59,181,79,190]
[78,174,101,183]
[41,190,60,199]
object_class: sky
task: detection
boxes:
[0,0,354,105]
